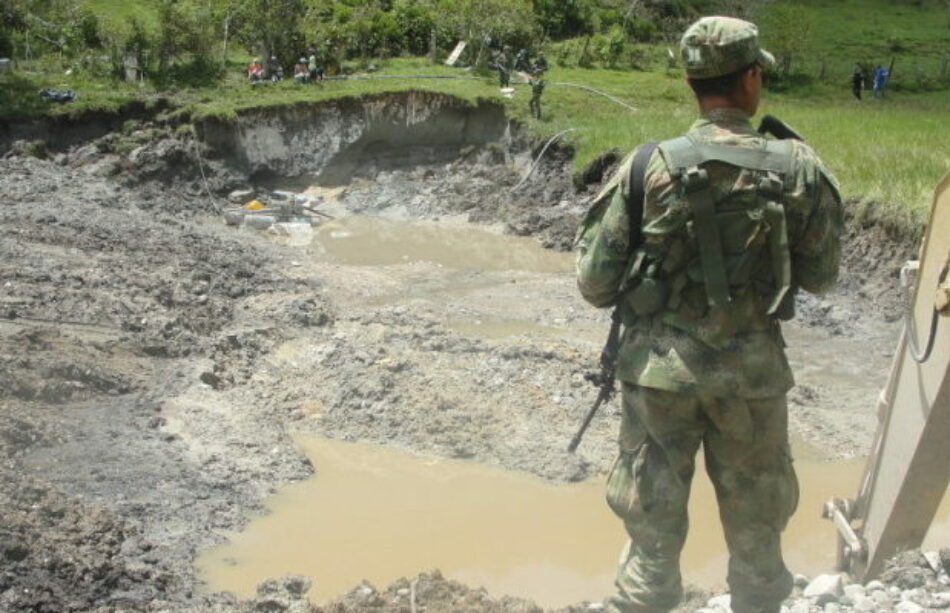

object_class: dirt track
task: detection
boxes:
[0,96,927,612]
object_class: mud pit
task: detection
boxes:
[0,92,931,612]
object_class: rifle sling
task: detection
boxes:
[627,142,659,250]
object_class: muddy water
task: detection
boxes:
[198,436,865,607]
[313,215,573,273]
[197,214,943,607]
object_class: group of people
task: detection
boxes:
[491,46,548,86]
[851,63,890,99]
[247,48,325,84]
[490,45,549,119]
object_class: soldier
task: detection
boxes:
[533,51,548,75]
[515,47,530,72]
[851,64,865,100]
[529,75,545,119]
[575,16,843,613]
[494,46,511,88]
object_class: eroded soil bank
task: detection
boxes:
[0,92,933,613]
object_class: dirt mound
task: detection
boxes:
[0,468,169,613]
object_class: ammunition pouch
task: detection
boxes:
[626,262,669,317]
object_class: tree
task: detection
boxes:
[532,0,593,39]
[0,0,27,57]
[759,2,811,76]
[234,0,304,66]
[429,0,539,64]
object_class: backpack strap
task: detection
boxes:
[626,141,659,250]
[661,136,794,178]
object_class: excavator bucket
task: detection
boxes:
[825,172,950,580]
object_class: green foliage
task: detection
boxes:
[532,0,593,39]
[149,0,223,85]
[759,3,812,76]
[391,0,436,56]
[234,0,305,67]
[598,26,625,68]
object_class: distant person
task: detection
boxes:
[308,52,323,81]
[247,58,264,82]
[494,46,511,88]
[529,75,545,119]
[873,64,889,98]
[266,56,283,82]
[851,65,864,100]
[515,48,530,73]
[294,58,310,83]
[532,52,548,75]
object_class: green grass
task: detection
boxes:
[3,54,948,226]
[793,0,950,85]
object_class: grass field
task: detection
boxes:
[791,0,950,86]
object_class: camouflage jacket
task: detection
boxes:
[575,107,843,398]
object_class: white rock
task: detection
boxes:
[852,595,877,612]
[844,583,866,601]
[804,574,845,605]
[925,551,943,573]
[901,588,928,605]
[789,602,811,613]
[823,603,841,612]
[889,586,902,597]
[866,580,886,592]
[871,589,893,606]
[933,592,950,608]
[586,604,605,612]
[228,189,254,204]
[706,594,731,610]
[396,588,410,596]
[895,601,925,613]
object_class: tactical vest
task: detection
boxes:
[622,135,795,349]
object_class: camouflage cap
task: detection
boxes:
[680,16,775,79]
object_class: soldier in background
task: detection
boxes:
[575,15,843,613]
[533,51,548,75]
[515,48,530,72]
[529,75,545,119]
[851,64,865,100]
[493,46,511,88]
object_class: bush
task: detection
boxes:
[598,26,626,68]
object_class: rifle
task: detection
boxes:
[568,141,658,453]
[758,114,804,141]
[567,307,623,453]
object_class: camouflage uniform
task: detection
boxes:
[495,49,511,88]
[529,77,545,119]
[575,17,843,613]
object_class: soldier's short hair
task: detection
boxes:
[687,61,757,98]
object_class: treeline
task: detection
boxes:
[0,0,735,84]
[2,0,944,88]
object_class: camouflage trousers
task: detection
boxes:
[604,384,799,613]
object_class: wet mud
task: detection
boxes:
[0,92,932,613]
